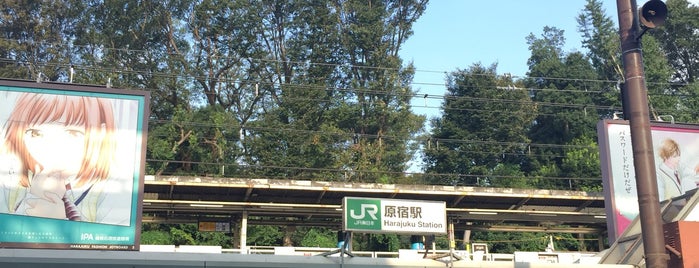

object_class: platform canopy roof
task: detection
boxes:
[142,176,607,234]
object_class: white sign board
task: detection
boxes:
[343,197,447,234]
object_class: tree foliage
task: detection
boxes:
[0,0,428,182]
[1,0,428,250]
[423,64,536,187]
[650,0,699,84]
[6,0,699,252]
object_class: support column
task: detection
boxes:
[463,229,471,251]
[230,217,238,249]
[337,231,345,248]
[283,225,296,246]
[448,221,455,250]
[240,211,248,254]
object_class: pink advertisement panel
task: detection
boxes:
[598,120,699,243]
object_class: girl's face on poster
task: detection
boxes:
[23,122,86,174]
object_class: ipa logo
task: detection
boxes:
[345,198,381,231]
[81,233,94,240]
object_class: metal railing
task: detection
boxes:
[219,246,513,261]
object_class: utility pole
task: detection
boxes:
[615,0,668,267]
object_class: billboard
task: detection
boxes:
[0,79,149,250]
[343,197,446,234]
[598,120,699,243]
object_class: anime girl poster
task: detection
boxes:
[0,79,149,250]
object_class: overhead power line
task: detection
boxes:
[145,159,602,183]
[1,37,692,89]
[0,58,624,111]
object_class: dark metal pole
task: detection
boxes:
[615,1,668,267]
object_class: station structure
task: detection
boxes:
[142,175,608,251]
[4,175,699,267]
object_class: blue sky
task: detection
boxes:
[399,0,619,123]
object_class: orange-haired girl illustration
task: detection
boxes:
[1,92,131,225]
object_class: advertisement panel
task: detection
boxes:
[343,197,446,234]
[598,120,699,243]
[0,79,149,250]
[198,221,231,233]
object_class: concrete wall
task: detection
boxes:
[0,248,635,268]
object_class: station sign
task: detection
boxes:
[343,197,446,234]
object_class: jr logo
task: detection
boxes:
[345,198,382,230]
[350,203,378,220]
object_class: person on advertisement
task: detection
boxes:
[0,92,132,225]
[656,138,698,201]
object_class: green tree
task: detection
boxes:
[237,0,350,180]
[247,225,284,246]
[578,0,675,124]
[423,64,536,186]
[639,35,675,122]
[577,0,623,119]
[70,1,201,175]
[471,232,548,253]
[140,223,232,247]
[679,82,699,122]
[170,226,197,246]
[523,26,602,189]
[0,0,84,81]
[352,233,402,252]
[577,0,623,81]
[147,106,242,176]
[292,227,338,248]
[141,230,173,245]
[650,0,699,84]
[645,0,699,123]
[141,223,174,245]
[561,136,602,191]
[332,1,426,182]
[195,231,233,247]
[241,0,426,183]
[185,0,262,175]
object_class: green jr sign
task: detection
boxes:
[344,198,382,231]
[342,197,446,234]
